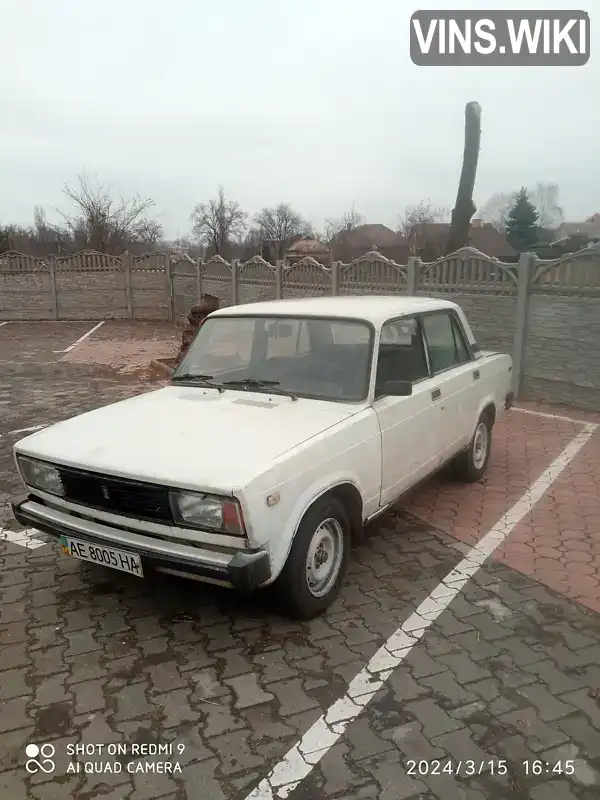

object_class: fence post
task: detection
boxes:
[406,256,418,295]
[123,251,133,318]
[275,261,283,299]
[511,251,534,398]
[48,256,59,319]
[231,259,239,306]
[196,259,203,304]
[164,253,174,322]
[331,261,340,296]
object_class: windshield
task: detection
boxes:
[173,315,374,402]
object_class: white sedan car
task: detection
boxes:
[12,296,513,618]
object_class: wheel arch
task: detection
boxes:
[472,398,497,439]
[295,480,364,544]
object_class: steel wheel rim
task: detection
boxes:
[305,517,344,598]
[472,422,488,470]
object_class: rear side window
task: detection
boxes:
[422,312,471,373]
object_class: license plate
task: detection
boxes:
[59,536,143,577]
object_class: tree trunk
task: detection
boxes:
[445,101,481,255]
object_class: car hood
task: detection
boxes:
[15,386,361,492]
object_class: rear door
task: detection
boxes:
[373,317,446,505]
[420,310,479,459]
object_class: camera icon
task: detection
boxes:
[25,743,56,774]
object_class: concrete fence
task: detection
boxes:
[1,245,599,411]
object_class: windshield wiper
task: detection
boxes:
[171,373,225,393]
[221,378,298,400]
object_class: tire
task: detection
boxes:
[274,496,351,620]
[452,411,492,482]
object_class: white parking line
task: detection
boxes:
[0,321,10,327]
[0,527,47,550]
[9,424,49,435]
[0,423,49,443]
[56,320,105,353]
[512,406,591,426]
[245,421,598,800]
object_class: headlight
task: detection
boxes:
[18,456,65,497]
[169,491,245,535]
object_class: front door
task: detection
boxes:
[420,310,478,459]
[373,317,446,506]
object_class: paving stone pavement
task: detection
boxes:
[1,322,600,800]
[407,408,600,614]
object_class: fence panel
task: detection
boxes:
[55,250,127,319]
[172,256,198,323]
[522,246,600,410]
[418,247,518,296]
[282,257,331,298]
[531,246,600,296]
[0,252,53,320]
[238,255,277,305]
[131,253,169,320]
[339,250,407,296]
[201,256,233,307]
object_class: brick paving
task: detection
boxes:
[62,321,179,374]
[406,410,600,615]
[1,322,599,800]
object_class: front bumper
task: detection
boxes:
[11,495,271,592]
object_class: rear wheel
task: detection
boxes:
[275,496,350,619]
[452,411,492,482]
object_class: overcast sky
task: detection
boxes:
[1,0,597,238]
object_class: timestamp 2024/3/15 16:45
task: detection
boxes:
[405,760,576,777]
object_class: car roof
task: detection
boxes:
[210,295,460,327]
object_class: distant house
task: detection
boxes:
[552,216,600,244]
[410,219,515,261]
[532,215,600,257]
[331,224,408,263]
[285,237,331,266]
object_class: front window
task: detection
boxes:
[376,317,429,395]
[174,315,373,402]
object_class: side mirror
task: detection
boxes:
[377,380,413,397]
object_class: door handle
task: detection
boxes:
[473,369,480,380]
[431,388,442,401]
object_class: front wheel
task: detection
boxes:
[274,496,350,619]
[452,412,492,482]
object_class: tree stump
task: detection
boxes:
[176,294,220,365]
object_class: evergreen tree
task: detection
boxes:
[505,188,539,252]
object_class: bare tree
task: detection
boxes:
[530,183,564,229]
[33,206,48,239]
[254,202,310,260]
[191,187,247,256]
[59,174,163,253]
[446,101,481,255]
[137,219,164,249]
[324,205,365,242]
[398,201,448,255]
[479,192,515,232]
[482,184,564,233]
